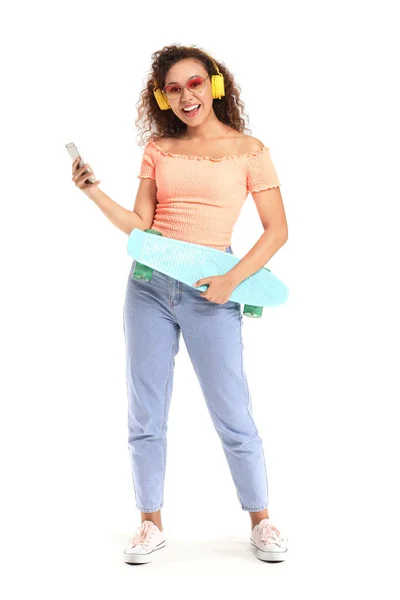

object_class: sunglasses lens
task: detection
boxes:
[187,76,205,91]
[163,85,181,99]
[163,76,205,98]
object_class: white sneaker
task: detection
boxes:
[123,520,166,564]
[250,518,289,562]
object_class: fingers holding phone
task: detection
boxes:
[72,157,101,194]
[66,142,101,197]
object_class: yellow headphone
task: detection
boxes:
[153,48,225,111]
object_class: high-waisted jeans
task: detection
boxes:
[122,245,269,512]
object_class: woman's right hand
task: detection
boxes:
[72,157,101,197]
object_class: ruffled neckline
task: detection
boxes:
[147,138,269,162]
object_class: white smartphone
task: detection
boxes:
[65,142,96,183]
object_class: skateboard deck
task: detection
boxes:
[127,229,289,315]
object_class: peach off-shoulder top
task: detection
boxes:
[137,138,281,251]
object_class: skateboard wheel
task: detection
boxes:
[243,304,263,318]
[132,262,154,281]
[132,229,162,280]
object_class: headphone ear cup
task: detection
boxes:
[154,71,224,108]
[154,88,171,110]
[211,73,225,100]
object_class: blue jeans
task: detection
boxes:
[122,245,269,512]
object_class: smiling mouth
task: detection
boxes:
[182,104,201,116]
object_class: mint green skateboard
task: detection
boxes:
[127,229,289,318]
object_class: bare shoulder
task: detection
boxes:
[238,134,266,153]
[150,133,265,155]
[151,136,170,149]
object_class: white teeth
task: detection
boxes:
[183,104,200,112]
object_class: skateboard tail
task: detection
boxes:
[127,230,142,258]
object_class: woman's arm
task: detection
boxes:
[227,186,288,286]
[86,178,157,235]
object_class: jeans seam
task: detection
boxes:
[237,314,269,509]
[242,503,269,512]
[136,504,163,512]
[123,304,140,509]
[160,327,179,507]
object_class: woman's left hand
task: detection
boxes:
[192,274,237,304]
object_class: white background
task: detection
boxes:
[1,0,399,597]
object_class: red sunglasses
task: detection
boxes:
[162,75,210,100]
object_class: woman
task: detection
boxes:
[72,44,289,564]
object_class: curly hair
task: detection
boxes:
[134,44,251,147]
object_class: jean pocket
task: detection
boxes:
[129,260,137,279]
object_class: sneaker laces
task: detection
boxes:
[260,523,286,546]
[130,521,154,547]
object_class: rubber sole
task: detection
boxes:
[123,540,166,564]
[250,539,288,562]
